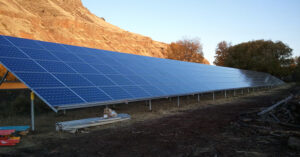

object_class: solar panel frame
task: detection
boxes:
[0,36,87,111]
[0,35,284,112]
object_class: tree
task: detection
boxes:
[214,41,231,66]
[213,40,293,78]
[166,38,206,64]
[292,56,300,82]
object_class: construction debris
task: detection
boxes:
[234,90,300,152]
[257,95,293,116]
[241,97,300,128]
[56,113,131,133]
[0,130,15,136]
[0,126,30,135]
[257,95,300,125]
[0,126,29,146]
[103,107,117,118]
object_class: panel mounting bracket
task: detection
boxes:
[0,70,9,86]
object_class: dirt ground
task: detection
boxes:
[0,84,299,157]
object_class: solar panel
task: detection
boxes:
[0,35,284,112]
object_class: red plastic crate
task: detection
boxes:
[0,139,17,146]
[0,130,15,136]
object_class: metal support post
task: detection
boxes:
[197,94,200,102]
[225,90,227,98]
[30,92,35,131]
[149,100,152,111]
[177,96,180,107]
[63,110,66,115]
[213,92,215,101]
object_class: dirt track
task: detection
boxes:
[1,85,299,157]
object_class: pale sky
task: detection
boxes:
[82,0,300,64]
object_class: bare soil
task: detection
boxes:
[1,84,299,157]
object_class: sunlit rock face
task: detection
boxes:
[0,0,209,80]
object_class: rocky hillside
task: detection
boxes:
[0,0,209,80]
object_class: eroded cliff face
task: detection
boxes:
[0,0,209,80]
[0,0,168,57]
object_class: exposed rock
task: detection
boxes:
[0,0,210,80]
[0,0,167,57]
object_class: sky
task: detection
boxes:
[82,0,300,64]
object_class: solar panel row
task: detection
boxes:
[0,35,284,111]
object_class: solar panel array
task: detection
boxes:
[0,35,284,111]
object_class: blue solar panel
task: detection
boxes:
[94,54,123,67]
[113,66,136,75]
[34,88,85,106]
[106,75,135,85]
[16,72,64,88]
[38,41,67,52]
[0,35,284,112]
[64,45,87,54]
[37,61,76,73]
[51,51,82,62]
[83,74,116,86]
[0,58,46,72]
[126,75,149,85]
[141,85,166,97]
[0,36,12,46]
[0,45,28,58]
[21,48,59,61]
[101,86,132,100]
[5,36,43,49]
[122,86,151,98]
[67,62,99,74]
[76,54,104,64]
[71,87,112,102]
[143,76,166,86]
[160,86,180,95]
[54,74,93,87]
[91,64,120,75]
